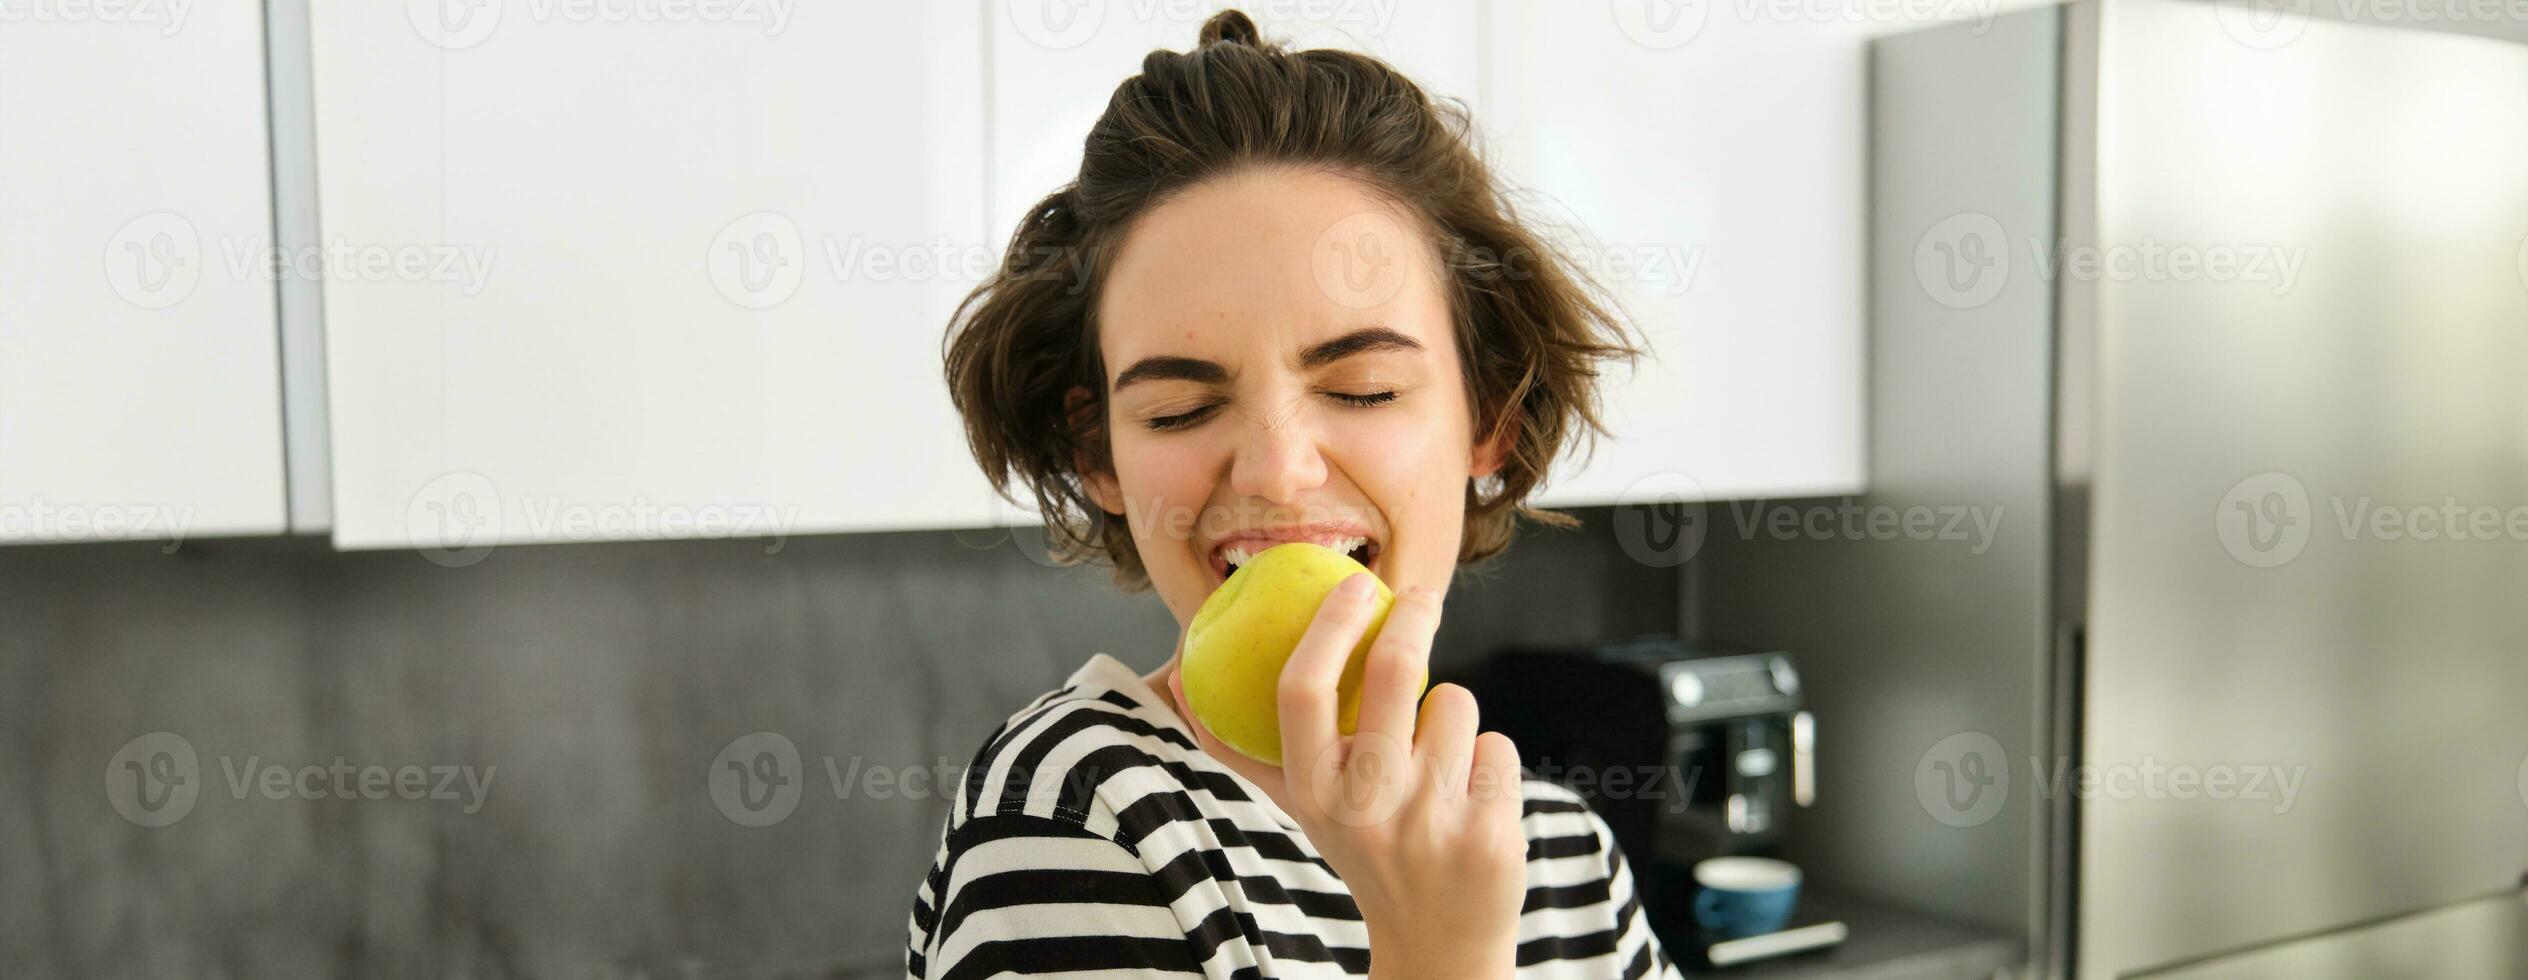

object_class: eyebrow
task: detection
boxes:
[1110,327,1426,392]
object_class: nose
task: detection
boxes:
[1227,402,1328,505]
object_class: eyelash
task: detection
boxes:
[1144,390,1399,432]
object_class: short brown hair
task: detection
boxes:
[943,9,1639,591]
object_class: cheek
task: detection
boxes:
[1110,431,1218,547]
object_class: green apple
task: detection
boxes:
[1181,541,1418,766]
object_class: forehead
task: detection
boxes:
[1093,167,1450,376]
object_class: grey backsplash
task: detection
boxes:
[0,507,1675,979]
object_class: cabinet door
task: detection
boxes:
[311,4,1014,551]
[1484,4,1866,506]
[0,8,287,544]
[989,2,1481,247]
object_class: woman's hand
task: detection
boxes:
[1167,574,1527,980]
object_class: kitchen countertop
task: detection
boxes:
[1670,888,2021,979]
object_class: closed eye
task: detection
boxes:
[1144,404,1220,432]
[1328,390,1398,408]
[1143,390,1395,432]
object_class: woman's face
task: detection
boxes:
[1079,166,1503,629]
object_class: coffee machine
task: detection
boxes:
[1466,636,1818,957]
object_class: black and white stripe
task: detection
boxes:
[908,653,1682,979]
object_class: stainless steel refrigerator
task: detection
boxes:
[1691,1,2528,975]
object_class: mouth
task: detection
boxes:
[1207,528,1382,587]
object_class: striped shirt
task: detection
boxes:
[906,652,1684,979]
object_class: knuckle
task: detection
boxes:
[1277,680,1329,711]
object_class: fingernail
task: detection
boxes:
[1337,573,1374,600]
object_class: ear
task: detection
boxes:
[1066,385,1126,515]
[1469,418,1512,481]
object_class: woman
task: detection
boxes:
[912,10,1675,978]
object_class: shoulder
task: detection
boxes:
[943,677,1253,847]
[1518,778,1616,858]
[1510,780,1682,978]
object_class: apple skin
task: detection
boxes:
[1181,541,1419,767]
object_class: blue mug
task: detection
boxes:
[1690,857,1802,940]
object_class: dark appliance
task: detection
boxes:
[1466,636,1820,961]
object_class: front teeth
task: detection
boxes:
[1217,536,1370,576]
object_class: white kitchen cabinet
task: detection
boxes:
[310,3,1026,550]
[0,7,288,544]
[1485,3,1868,506]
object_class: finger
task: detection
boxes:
[1471,730,1525,822]
[1413,682,1481,801]
[1352,585,1440,746]
[1278,572,1384,789]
